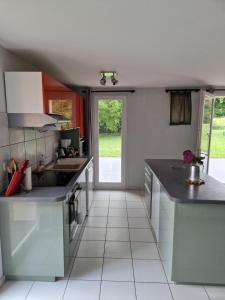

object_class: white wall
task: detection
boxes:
[125,88,200,188]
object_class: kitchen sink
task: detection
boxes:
[46,158,87,172]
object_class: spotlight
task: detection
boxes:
[100,71,118,86]
[111,74,118,86]
[100,73,106,85]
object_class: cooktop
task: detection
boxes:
[32,171,76,187]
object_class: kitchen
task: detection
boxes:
[0,1,225,299]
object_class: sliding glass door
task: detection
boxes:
[199,91,215,173]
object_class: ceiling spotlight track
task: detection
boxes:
[100,71,118,86]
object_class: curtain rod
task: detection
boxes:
[208,88,225,92]
[90,89,135,94]
[166,88,225,93]
[165,88,200,93]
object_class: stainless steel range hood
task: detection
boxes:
[7,113,70,131]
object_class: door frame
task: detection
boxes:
[197,90,215,173]
[92,94,127,189]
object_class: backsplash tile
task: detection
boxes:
[45,135,58,164]
[24,129,36,141]
[35,130,45,139]
[36,138,46,161]
[0,113,9,147]
[9,128,24,144]
[10,142,25,162]
[25,140,37,167]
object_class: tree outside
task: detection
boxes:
[210,98,225,158]
[98,100,122,157]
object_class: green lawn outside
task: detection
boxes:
[210,129,225,158]
[201,117,225,158]
[99,134,121,157]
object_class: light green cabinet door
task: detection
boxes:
[158,187,175,280]
[0,200,64,280]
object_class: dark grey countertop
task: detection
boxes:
[0,157,93,203]
[145,159,225,204]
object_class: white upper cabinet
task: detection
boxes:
[5,72,44,113]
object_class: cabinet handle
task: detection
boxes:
[145,166,151,176]
[145,172,151,182]
[145,183,151,195]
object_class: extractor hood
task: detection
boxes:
[7,113,70,130]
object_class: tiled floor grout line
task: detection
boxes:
[67,278,173,284]
[100,280,174,284]
[98,193,110,300]
[128,216,138,300]
[161,264,175,300]
[61,278,70,300]
[24,281,35,300]
[62,238,85,299]
[77,256,166,260]
[203,286,212,300]
[125,193,138,299]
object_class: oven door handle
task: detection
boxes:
[69,200,76,242]
[69,201,75,222]
[75,187,82,198]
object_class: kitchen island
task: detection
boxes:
[145,159,225,285]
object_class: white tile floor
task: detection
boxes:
[0,190,224,300]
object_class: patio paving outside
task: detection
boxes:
[99,157,121,183]
[209,158,225,183]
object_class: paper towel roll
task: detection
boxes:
[24,166,32,191]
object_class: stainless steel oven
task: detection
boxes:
[68,183,85,242]
[68,184,79,241]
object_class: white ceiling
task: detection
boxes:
[0,0,225,88]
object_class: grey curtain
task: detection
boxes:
[170,91,192,125]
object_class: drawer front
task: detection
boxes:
[145,165,151,176]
